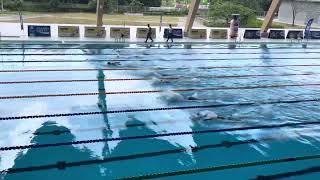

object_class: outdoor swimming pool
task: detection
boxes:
[1,42,320,179]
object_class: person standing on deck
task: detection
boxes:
[230,14,240,39]
[145,24,154,43]
[166,24,174,43]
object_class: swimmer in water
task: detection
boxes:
[107,62,121,66]
[160,90,184,103]
[191,110,227,121]
[151,77,172,85]
[186,93,201,101]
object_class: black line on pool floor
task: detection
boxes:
[0,137,278,174]
[0,119,319,153]
[253,165,320,180]
[0,98,319,121]
[33,120,176,136]
[1,73,318,84]
[118,154,320,179]
[1,83,320,100]
[30,111,314,137]
[1,64,319,73]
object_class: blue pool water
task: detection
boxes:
[1,43,320,179]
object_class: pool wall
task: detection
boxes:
[1,22,320,43]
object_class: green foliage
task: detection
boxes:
[210,0,272,13]
[49,0,60,10]
[209,1,255,26]
[245,18,284,28]
[105,0,118,13]
[119,0,160,6]
[161,0,175,6]
[88,0,118,13]
[129,0,143,7]
[204,17,285,28]
[207,0,274,28]
[3,0,23,11]
[88,0,97,9]
[12,0,23,10]
[260,0,272,11]
[140,0,161,7]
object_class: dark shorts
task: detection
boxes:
[168,33,173,38]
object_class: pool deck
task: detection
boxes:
[1,22,320,44]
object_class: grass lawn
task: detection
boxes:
[0,11,38,16]
[0,12,180,26]
[272,21,305,29]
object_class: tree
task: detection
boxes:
[260,0,272,11]
[209,1,254,26]
[129,0,143,7]
[1,0,4,12]
[13,0,23,10]
[289,0,315,26]
[289,0,309,26]
[49,0,60,9]
[129,0,143,13]
[210,0,271,13]
[118,0,160,7]
[88,0,97,9]
[140,0,161,7]
[88,0,118,12]
[290,0,299,26]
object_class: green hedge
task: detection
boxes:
[5,2,93,12]
[245,17,284,28]
[204,17,285,28]
[144,9,188,16]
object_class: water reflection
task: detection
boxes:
[102,118,193,179]
[261,47,271,62]
[97,69,112,157]
[3,122,102,180]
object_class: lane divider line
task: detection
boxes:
[1,64,319,73]
[0,137,280,174]
[0,73,318,84]
[2,57,320,63]
[1,120,320,151]
[3,51,320,56]
[117,154,320,179]
[1,83,320,100]
[0,98,319,121]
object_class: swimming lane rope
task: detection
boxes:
[1,57,320,63]
[0,64,319,73]
[1,83,320,100]
[0,137,280,174]
[0,73,318,84]
[2,51,320,56]
[0,98,319,121]
[1,120,320,152]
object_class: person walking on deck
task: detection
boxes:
[145,24,154,43]
[166,24,174,43]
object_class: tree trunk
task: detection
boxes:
[1,0,4,12]
[292,12,295,26]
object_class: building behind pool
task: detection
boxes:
[278,0,320,25]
